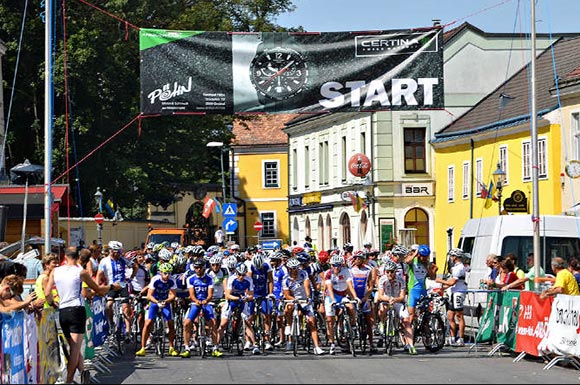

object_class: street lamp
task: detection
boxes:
[206,142,227,204]
[94,187,103,245]
[492,162,506,216]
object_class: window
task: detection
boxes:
[448,166,455,202]
[260,212,276,238]
[522,139,549,181]
[476,159,483,197]
[319,141,329,186]
[499,146,508,184]
[323,141,329,185]
[572,112,580,160]
[263,161,279,188]
[305,146,310,189]
[360,132,366,154]
[341,136,347,182]
[404,127,426,173]
[462,161,470,199]
[292,148,297,190]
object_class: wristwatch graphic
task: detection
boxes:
[249,33,309,108]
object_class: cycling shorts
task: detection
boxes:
[324,293,347,317]
[222,300,251,320]
[407,288,427,309]
[145,302,173,322]
[247,297,273,316]
[448,292,466,312]
[106,285,130,303]
[186,303,215,321]
[380,302,409,319]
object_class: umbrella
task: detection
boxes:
[9,159,44,253]
[10,159,43,185]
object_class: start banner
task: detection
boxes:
[139,28,444,115]
[514,291,552,356]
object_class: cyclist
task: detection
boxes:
[247,253,275,351]
[434,248,467,347]
[269,251,288,347]
[135,262,179,357]
[282,258,325,355]
[343,242,354,267]
[149,246,172,277]
[403,244,437,355]
[181,259,222,358]
[349,250,378,353]
[376,261,412,349]
[216,262,259,355]
[96,240,135,343]
[323,254,358,355]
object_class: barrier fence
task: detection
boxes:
[0,296,117,384]
[469,289,580,370]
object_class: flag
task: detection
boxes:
[355,194,364,213]
[103,199,115,217]
[214,197,223,214]
[202,196,216,218]
[484,180,494,209]
[347,191,357,209]
[479,180,488,199]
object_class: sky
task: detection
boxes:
[275,0,580,34]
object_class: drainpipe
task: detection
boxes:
[470,139,474,219]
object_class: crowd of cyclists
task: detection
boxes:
[92,238,467,359]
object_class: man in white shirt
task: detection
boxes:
[214,226,225,248]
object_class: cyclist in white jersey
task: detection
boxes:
[323,254,358,355]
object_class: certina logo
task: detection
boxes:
[355,33,437,57]
[147,77,192,104]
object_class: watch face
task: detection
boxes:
[250,47,308,101]
[566,160,580,178]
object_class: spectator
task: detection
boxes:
[568,258,580,287]
[504,253,525,281]
[44,246,117,384]
[214,226,225,248]
[502,252,545,292]
[23,246,43,280]
[481,253,499,288]
[0,274,38,313]
[34,253,60,309]
[540,257,580,299]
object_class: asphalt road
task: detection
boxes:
[92,342,580,384]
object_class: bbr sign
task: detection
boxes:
[401,183,433,196]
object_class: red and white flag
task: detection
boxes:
[202,196,216,218]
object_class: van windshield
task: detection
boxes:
[147,234,183,245]
[501,236,580,275]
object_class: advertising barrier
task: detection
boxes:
[514,291,552,357]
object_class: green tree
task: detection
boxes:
[0,0,297,218]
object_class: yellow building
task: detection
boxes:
[432,36,580,270]
[232,115,297,248]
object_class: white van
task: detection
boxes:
[455,215,580,331]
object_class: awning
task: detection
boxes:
[0,184,70,219]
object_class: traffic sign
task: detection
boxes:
[94,213,104,224]
[254,221,263,231]
[223,203,237,217]
[261,239,281,250]
[223,218,238,232]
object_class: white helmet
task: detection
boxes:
[252,254,265,270]
[108,241,123,251]
[330,254,344,266]
[225,256,238,270]
[158,248,172,262]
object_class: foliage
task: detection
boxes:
[0,0,297,218]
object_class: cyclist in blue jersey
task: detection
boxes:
[136,262,179,356]
[247,253,274,351]
[181,259,222,358]
[216,263,258,354]
[270,251,288,347]
[349,250,378,352]
[403,244,437,355]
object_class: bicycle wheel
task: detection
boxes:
[234,312,244,356]
[357,313,367,355]
[154,316,166,358]
[198,315,207,358]
[173,308,184,353]
[315,311,327,347]
[115,310,125,355]
[292,317,299,357]
[344,316,356,357]
[422,313,445,352]
[384,313,394,356]
[254,311,265,353]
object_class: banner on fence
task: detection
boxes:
[37,309,63,384]
[497,290,520,349]
[140,28,444,115]
[476,291,502,343]
[91,296,109,347]
[83,302,95,359]
[538,294,580,357]
[24,312,38,384]
[514,291,552,356]
[1,311,27,384]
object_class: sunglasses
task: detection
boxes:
[332,264,342,268]
[211,263,221,266]
[193,266,204,269]
[386,271,396,274]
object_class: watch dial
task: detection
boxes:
[569,161,580,178]
[250,47,308,101]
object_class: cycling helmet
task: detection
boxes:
[223,250,231,257]
[353,250,366,259]
[124,250,138,260]
[161,241,170,248]
[343,242,353,252]
[286,258,300,269]
[385,261,398,271]
[207,245,220,254]
[108,240,123,251]
[418,244,431,257]
[391,245,409,257]
[153,243,165,253]
[191,245,205,256]
[225,256,238,270]
[318,250,330,264]
[173,254,187,274]
[209,254,222,265]
[305,247,316,258]
[235,262,248,275]
[170,241,180,249]
[363,242,372,248]
[292,246,304,254]
[280,249,293,258]
[296,251,310,263]
[230,244,240,251]
[270,251,284,261]
[203,252,212,262]
[330,254,344,266]
[146,242,155,250]
[192,258,206,268]
[159,262,173,274]
[448,248,464,258]
[158,248,172,262]
[252,254,265,269]
[381,254,393,265]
